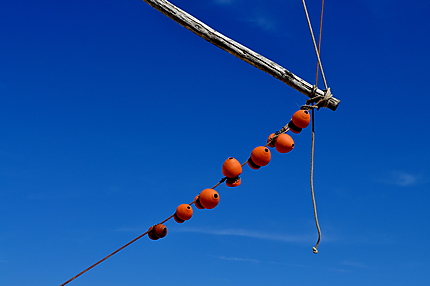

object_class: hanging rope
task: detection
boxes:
[309,108,321,254]
[301,0,328,254]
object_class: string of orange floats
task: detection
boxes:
[147,109,310,240]
[60,109,311,286]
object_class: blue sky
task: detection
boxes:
[1,0,430,285]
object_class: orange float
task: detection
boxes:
[199,189,220,209]
[222,157,242,178]
[148,226,159,240]
[288,121,302,134]
[153,224,168,238]
[174,215,185,223]
[267,133,276,148]
[226,177,241,187]
[291,110,310,129]
[250,146,271,166]
[247,159,261,170]
[148,224,168,240]
[275,133,295,153]
[174,204,193,223]
[194,195,205,209]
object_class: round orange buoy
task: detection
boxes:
[275,133,295,153]
[194,195,205,209]
[291,110,310,128]
[199,189,220,209]
[153,224,168,239]
[251,146,271,166]
[147,226,159,240]
[247,159,261,170]
[226,177,241,187]
[288,121,302,134]
[222,157,242,178]
[174,204,193,223]
[174,215,185,223]
[267,133,276,148]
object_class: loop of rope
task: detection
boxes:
[302,86,327,110]
[313,88,333,108]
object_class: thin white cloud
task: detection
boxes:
[176,226,311,243]
[325,267,351,273]
[217,255,260,263]
[211,1,279,32]
[247,15,278,32]
[394,172,419,186]
[341,260,367,268]
[379,171,421,187]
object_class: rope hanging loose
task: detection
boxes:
[301,0,328,254]
[309,108,321,254]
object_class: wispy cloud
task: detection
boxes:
[320,260,367,274]
[326,267,351,273]
[176,226,310,243]
[211,1,279,32]
[379,171,421,187]
[393,172,419,186]
[216,255,260,263]
[341,260,367,269]
[247,15,278,32]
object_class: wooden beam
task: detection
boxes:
[142,0,340,111]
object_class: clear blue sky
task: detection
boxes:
[1,0,430,285]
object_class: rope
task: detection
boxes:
[60,230,150,286]
[309,109,321,254]
[60,3,335,283]
[59,117,300,285]
[301,0,328,89]
[301,0,327,254]
[60,181,224,286]
[315,0,325,88]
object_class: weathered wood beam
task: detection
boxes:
[142,0,340,111]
